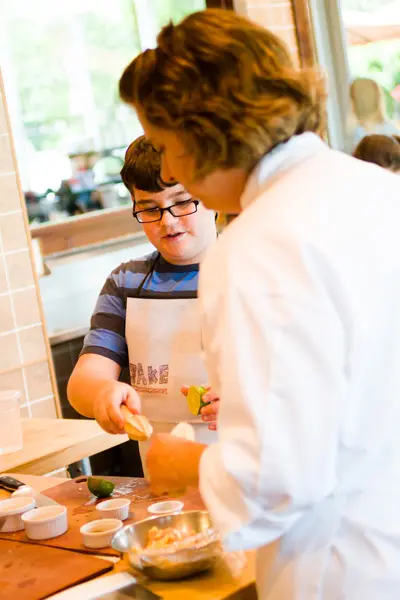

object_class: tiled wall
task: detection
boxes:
[234,0,300,61]
[0,68,59,419]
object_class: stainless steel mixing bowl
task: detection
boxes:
[111,510,221,581]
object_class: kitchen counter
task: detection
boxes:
[0,419,128,475]
[1,474,258,600]
[39,235,154,346]
[50,326,91,346]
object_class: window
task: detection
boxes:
[342,0,400,153]
[309,0,400,155]
[1,0,206,222]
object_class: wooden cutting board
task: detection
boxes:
[0,477,204,556]
[0,539,113,600]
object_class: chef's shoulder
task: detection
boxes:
[200,174,324,298]
[199,213,256,295]
[201,148,400,297]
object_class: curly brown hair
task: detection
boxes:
[353,134,400,171]
[119,9,326,178]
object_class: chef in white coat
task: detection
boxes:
[119,8,400,599]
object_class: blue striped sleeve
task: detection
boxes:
[94,293,125,319]
[82,328,128,367]
[81,268,128,367]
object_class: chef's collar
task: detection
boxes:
[240,132,327,210]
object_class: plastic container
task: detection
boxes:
[0,497,36,532]
[22,505,68,540]
[96,498,130,521]
[0,390,23,455]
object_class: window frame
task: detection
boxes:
[307,0,351,150]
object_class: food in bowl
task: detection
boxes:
[111,510,221,581]
[145,525,196,550]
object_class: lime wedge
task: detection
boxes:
[87,477,115,498]
[186,385,209,416]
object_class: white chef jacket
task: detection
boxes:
[199,132,400,599]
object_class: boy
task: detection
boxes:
[68,136,219,470]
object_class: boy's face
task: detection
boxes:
[133,184,216,265]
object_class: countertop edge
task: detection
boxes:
[50,326,89,346]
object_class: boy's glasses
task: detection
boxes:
[133,199,199,223]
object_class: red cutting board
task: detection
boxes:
[0,477,204,556]
[0,539,113,600]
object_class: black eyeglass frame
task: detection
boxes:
[132,199,200,223]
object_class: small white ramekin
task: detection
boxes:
[80,518,123,549]
[21,505,68,540]
[96,498,130,521]
[0,497,36,533]
[147,500,184,515]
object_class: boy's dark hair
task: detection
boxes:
[120,135,172,195]
[353,134,400,171]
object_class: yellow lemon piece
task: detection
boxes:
[186,386,209,416]
[120,406,153,441]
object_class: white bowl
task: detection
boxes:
[22,505,68,540]
[147,500,184,516]
[96,498,130,521]
[80,518,123,549]
[0,497,36,533]
[11,485,36,499]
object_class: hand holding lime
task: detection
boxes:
[87,477,115,498]
[186,385,210,416]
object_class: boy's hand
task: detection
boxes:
[93,381,140,434]
[181,385,220,430]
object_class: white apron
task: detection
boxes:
[125,259,216,471]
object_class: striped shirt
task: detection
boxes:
[81,251,199,367]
